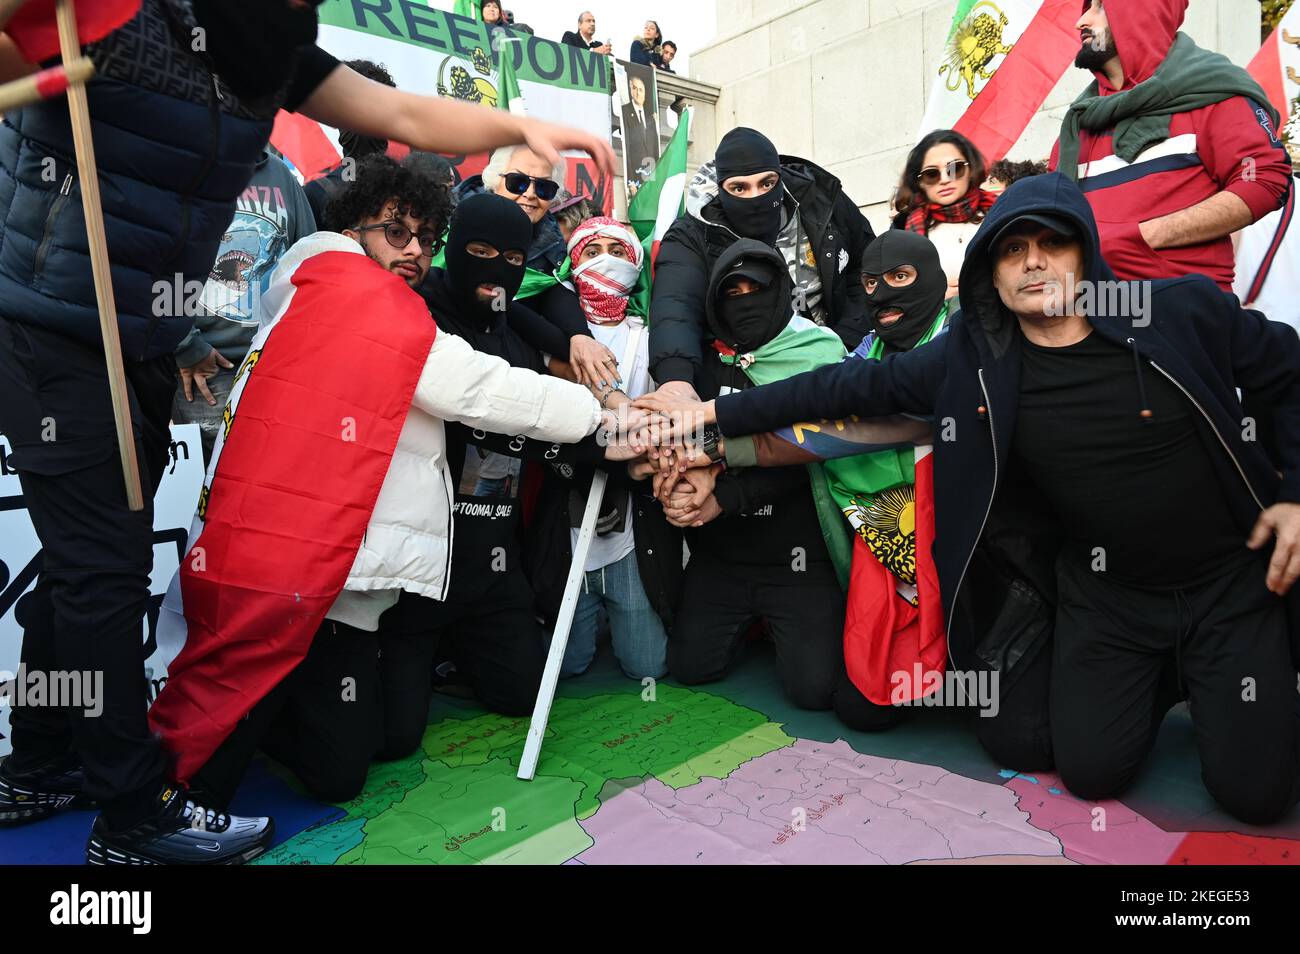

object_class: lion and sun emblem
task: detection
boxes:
[940,1,1014,100]
[437,46,500,107]
[848,485,918,596]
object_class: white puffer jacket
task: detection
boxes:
[260,233,603,606]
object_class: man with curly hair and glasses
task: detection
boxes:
[148,156,643,816]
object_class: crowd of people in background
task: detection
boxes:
[560,12,679,74]
[0,0,1298,869]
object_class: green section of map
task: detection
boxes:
[258,685,793,865]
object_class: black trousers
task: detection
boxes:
[193,617,439,806]
[384,568,548,720]
[669,553,878,727]
[981,553,1300,825]
[194,570,547,806]
[0,318,175,827]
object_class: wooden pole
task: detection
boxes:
[55,0,144,510]
[0,59,94,114]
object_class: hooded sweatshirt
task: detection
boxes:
[1049,0,1291,290]
[688,241,834,572]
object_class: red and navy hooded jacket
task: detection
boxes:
[1049,0,1292,290]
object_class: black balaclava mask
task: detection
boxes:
[190,0,324,107]
[710,256,787,354]
[715,127,783,245]
[862,231,947,354]
[444,194,532,315]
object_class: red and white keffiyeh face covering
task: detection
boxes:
[567,217,644,325]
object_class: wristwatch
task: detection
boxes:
[701,424,724,463]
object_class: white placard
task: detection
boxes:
[0,425,205,756]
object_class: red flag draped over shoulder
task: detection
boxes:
[843,447,946,707]
[149,247,437,783]
[5,0,141,62]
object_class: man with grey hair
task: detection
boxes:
[562,11,611,54]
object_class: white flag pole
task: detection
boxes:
[516,468,607,781]
[517,326,643,780]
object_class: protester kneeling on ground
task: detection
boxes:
[148,157,639,815]
[638,173,1300,825]
[458,145,621,388]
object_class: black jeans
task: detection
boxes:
[669,553,875,726]
[0,318,175,827]
[383,569,548,720]
[982,552,1299,825]
[192,618,427,806]
[193,571,547,807]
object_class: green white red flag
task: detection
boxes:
[918,0,1080,163]
[626,107,692,317]
[628,107,691,259]
[495,34,528,116]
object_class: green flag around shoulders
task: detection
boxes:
[821,306,949,585]
[721,318,858,590]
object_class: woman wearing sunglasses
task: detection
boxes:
[455,145,622,390]
[893,130,997,301]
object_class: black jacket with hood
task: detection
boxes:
[649,156,876,386]
[420,269,682,624]
[715,173,1300,676]
[661,239,835,575]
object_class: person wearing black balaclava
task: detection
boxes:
[646,126,876,414]
[371,194,652,739]
[643,238,881,726]
[714,128,785,246]
[0,0,615,865]
[857,230,951,358]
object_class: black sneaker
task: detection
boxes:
[85,785,273,865]
[0,755,97,827]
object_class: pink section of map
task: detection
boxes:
[1003,772,1185,865]
[574,738,1063,864]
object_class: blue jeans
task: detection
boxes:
[560,550,667,680]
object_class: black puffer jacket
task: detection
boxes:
[649,155,875,385]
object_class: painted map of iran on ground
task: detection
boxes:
[1004,772,1300,865]
[574,738,1064,864]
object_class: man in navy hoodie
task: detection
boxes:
[638,173,1300,825]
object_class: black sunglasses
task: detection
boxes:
[503,171,561,202]
[916,159,971,187]
[354,222,443,256]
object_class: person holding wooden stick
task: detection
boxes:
[0,0,613,865]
